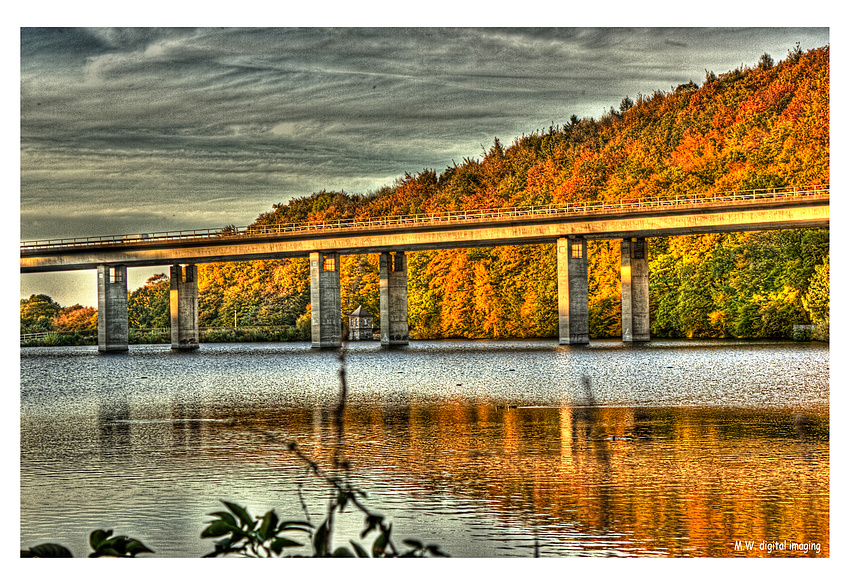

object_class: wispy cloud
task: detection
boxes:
[20,27,829,241]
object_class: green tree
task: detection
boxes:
[128,274,171,329]
[754,286,808,338]
[803,259,829,323]
[20,294,61,333]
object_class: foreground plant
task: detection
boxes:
[201,443,448,558]
[23,340,448,558]
[21,446,447,558]
[21,529,154,558]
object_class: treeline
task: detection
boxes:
[22,46,829,342]
[20,294,96,333]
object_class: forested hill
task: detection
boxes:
[151,46,830,341]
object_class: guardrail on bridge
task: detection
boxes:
[20,186,829,252]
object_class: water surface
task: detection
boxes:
[20,339,829,557]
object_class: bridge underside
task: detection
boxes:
[93,238,654,351]
[21,199,828,273]
[34,194,825,352]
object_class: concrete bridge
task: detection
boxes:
[20,187,829,352]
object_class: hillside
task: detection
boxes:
[112,46,833,341]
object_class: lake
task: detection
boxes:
[20,339,829,558]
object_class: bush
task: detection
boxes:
[812,317,829,342]
[200,326,307,343]
[129,329,171,344]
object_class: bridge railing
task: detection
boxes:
[20,185,829,252]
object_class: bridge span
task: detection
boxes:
[20,187,829,352]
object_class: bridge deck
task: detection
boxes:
[21,188,829,273]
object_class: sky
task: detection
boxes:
[17,26,830,307]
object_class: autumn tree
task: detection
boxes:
[53,305,97,332]
[118,45,828,343]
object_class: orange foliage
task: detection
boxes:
[187,46,831,341]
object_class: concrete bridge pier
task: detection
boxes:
[621,237,650,343]
[380,251,409,345]
[97,264,128,352]
[310,251,342,348]
[170,264,199,350]
[557,236,589,345]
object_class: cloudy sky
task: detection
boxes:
[18,26,830,306]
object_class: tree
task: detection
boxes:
[53,305,97,332]
[68,45,826,344]
[786,42,803,64]
[20,294,61,332]
[128,274,171,329]
[803,260,829,323]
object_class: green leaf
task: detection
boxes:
[89,529,112,551]
[212,536,234,552]
[222,501,255,530]
[108,537,128,555]
[207,511,238,526]
[90,546,123,558]
[22,543,74,558]
[336,491,349,512]
[256,510,279,541]
[270,537,304,555]
[402,538,423,549]
[279,520,313,532]
[360,514,384,538]
[201,519,235,538]
[333,546,355,557]
[350,540,370,558]
[313,520,329,557]
[426,545,450,557]
[124,539,155,556]
[372,529,390,558]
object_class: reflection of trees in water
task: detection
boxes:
[182,368,827,557]
[250,384,828,557]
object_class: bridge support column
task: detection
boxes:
[557,236,589,345]
[310,251,341,348]
[621,237,650,343]
[97,264,128,352]
[380,251,409,346]
[170,264,199,350]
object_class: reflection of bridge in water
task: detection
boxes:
[20,187,829,352]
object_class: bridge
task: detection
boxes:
[20,187,829,352]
